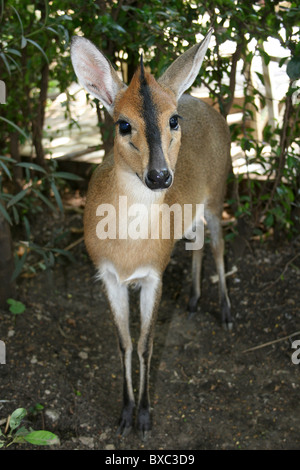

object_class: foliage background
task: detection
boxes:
[0,0,299,304]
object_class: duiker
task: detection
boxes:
[71,29,232,438]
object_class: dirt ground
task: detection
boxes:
[0,196,299,451]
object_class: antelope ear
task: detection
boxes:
[158,29,213,100]
[71,36,126,116]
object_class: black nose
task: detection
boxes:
[145,169,172,190]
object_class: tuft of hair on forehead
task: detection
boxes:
[114,54,175,122]
[139,53,157,91]
[140,53,145,83]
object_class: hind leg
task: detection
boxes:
[206,210,233,329]
[188,247,204,316]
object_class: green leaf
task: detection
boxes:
[0,117,29,140]
[12,206,19,225]
[23,430,60,446]
[11,248,28,281]
[279,56,289,68]
[43,0,49,26]
[9,408,27,431]
[265,213,274,228]
[16,162,47,174]
[7,299,26,315]
[255,71,265,86]
[32,189,57,212]
[6,48,22,57]
[260,49,270,66]
[112,23,126,34]
[0,52,11,76]
[51,248,75,263]
[0,160,12,180]
[0,156,16,164]
[51,181,64,212]
[23,215,31,239]
[0,201,12,225]
[32,403,44,412]
[7,188,29,208]
[5,53,21,73]
[10,5,24,36]
[287,57,300,80]
[26,39,49,63]
[21,36,27,49]
[51,171,83,181]
[14,425,30,437]
[46,26,60,36]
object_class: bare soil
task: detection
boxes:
[0,199,299,451]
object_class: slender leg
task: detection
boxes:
[102,272,135,436]
[137,273,162,439]
[205,210,233,329]
[188,247,204,316]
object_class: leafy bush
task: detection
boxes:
[0,407,59,448]
[0,154,82,281]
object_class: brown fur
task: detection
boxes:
[84,89,230,280]
[71,31,232,438]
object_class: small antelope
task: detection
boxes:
[71,29,232,438]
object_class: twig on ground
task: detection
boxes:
[261,252,300,292]
[242,331,300,353]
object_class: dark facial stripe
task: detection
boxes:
[139,58,166,170]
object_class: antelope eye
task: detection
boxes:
[169,115,179,130]
[118,120,131,135]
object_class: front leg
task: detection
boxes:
[102,272,135,436]
[137,273,162,439]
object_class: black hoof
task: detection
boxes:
[137,407,151,441]
[116,403,134,437]
[222,320,234,331]
[188,310,197,320]
[188,295,199,318]
[138,429,151,442]
[116,422,132,437]
[221,295,233,330]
